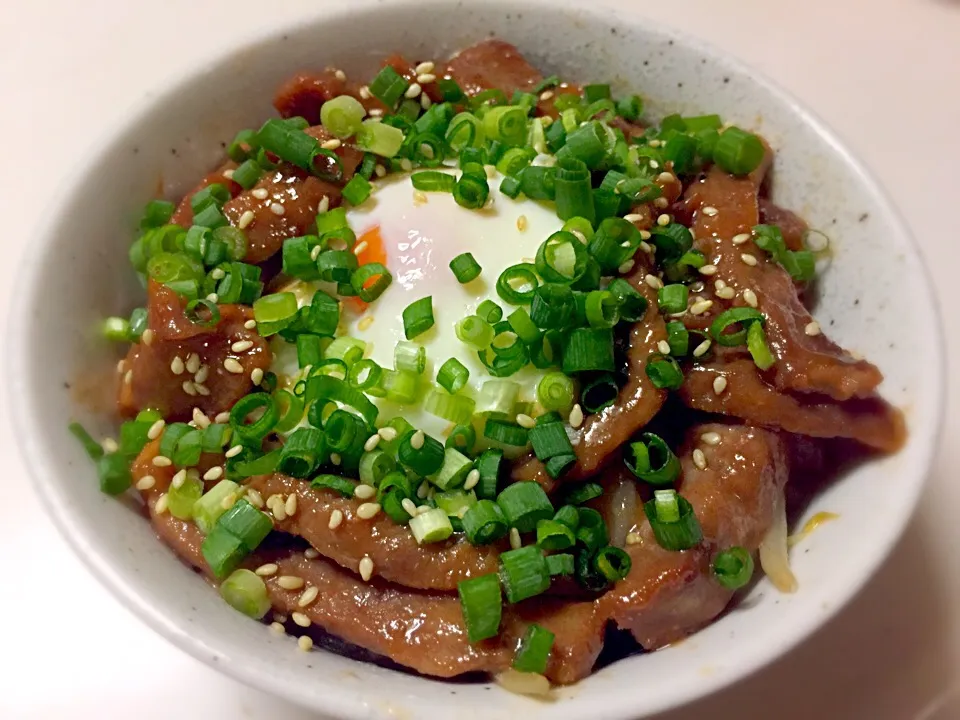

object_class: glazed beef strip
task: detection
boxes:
[511,259,667,488]
[118,282,270,421]
[247,473,502,591]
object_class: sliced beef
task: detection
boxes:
[684,159,883,401]
[117,282,270,420]
[247,473,502,591]
[274,70,350,125]
[512,261,667,488]
[170,163,241,227]
[597,423,788,648]
[678,352,905,452]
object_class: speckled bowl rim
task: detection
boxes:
[9,1,945,718]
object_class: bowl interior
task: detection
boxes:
[12,1,942,718]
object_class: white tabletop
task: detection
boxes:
[2,1,958,718]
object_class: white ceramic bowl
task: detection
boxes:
[11,1,944,717]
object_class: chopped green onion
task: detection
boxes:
[535,231,588,285]
[575,508,609,552]
[320,95,367,138]
[232,159,263,190]
[584,290,620,329]
[624,433,680,486]
[379,369,420,405]
[458,573,502,643]
[402,296,435,339]
[296,334,324,369]
[411,170,456,192]
[529,421,576,480]
[351,262,392,302]
[547,553,575,577]
[587,217,642,272]
[649,223,693,263]
[555,157,595,224]
[430,448,474,490]
[325,336,365,368]
[658,284,689,314]
[140,199,176,230]
[616,95,644,121]
[305,375,378,427]
[409,507,454,544]
[563,483,602,506]
[445,424,476,454]
[462,500,509,545]
[666,321,689,356]
[496,264,541,306]
[422,387,474,425]
[713,127,765,176]
[474,448,503,501]
[342,174,373,205]
[69,422,104,461]
[394,340,426,375]
[311,474,357,498]
[256,119,341,180]
[358,449,395,487]
[530,283,575,330]
[347,358,383,391]
[397,429,445,476]
[562,327,615,374]
[277,427,325,478]
[217,498,273,551]
[96,454,132,495]
[710,307,764,346]
[645,354,684,390]
[580,373,619,413]
[518,166,556,201]
[594,546,632,583]
[536,519,576,551]
[497,482,553,533]
[253,292,299,336]
[356,119,405,157]
[369,65,409,108]
[712,547,755,590]
[507,308,540,345]
[229,393,279,444]
[482,105,528,146]
[220,569,271,619]
[453,172,489,209]
[171,428,202,467]
[449,252,482,284]
[499,546,550,603]
[193,480,241,534]
[273,390,305,433]
[437,357,469,394]
[512,624,555,675]
[553,505,579,530]
[556,121,607,169]
[456,315,494,348]
[446,112,484,152]
[644,489,703,551]
[484,419,529,447]
[536,372,575,412]
[200,526,245,579]
[747,321,776,370]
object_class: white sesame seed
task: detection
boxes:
[136,475,156,491]
[231,340,254,353]
[309,245,322,261]
[170,356,185,375]
[517,215,528,232]
[716,287,736,300]
[654,197,669,209]
[374,164,387,178]
[509,528,522,550]
[298,586,319,608]
[290,611,311,629]
[147,419,166,440]
[244,319,257,330]
[713,376,728,395]
[334,68,346,81]
[649,160,660,170]
[222,169,235,180]
[416,481,429,499]
[223,358,244,374]
[152,455,172,467]
[693,339,712,358]
[116,359,126,374]
[183,354,199,374]
[657,340,671,355]
[317,196,330,214]
[656,171,675,184]
[539,90,554,101]
[304,547,319,559]
[238,210,255,229]
[649,139,662,148]
[657,214,671,227]
[357,502,381,520]
[693,448,708,470]
[805,321,822,336]
[702,206,719,217]
[618,259,636,274]
[297,635,314,652]
[205,293,219,304]
[278,575,304,590]
[645,274,664,290]
[417,505,433,515]
[354,484,376,500]
[359,556,374,582]
[154,493,168,514]
[363,434,381,453]
[732,233,751,245]
[623,213,644,223]
[269,203,285,216]
[328,509,344,529]
[269,621,285,635]
[401,498,419,516]
[193,382,209,396]
[330,453,341,466]
[688,299,712,316]
[251,188,269,200]
[640,241,653,254]
[255,563,278,577]
[321,138,342,150]
[640,230,652,241]
[191,407,209,429]
[464,469,481,491]
[701,431,722,446]
[410,430,425,450]
[626,532,642,545]
[246,489,264,508]
[225,444,243,458]
[201,466,222,482]
[417,72,437,85]
[569,404,584,429]
[743,289,759,307]
[415,61,435,74]
[359,85,371,99]
[171,469,187,489]
[715,279,726,290]
[353,240,369,256]
[221,492,237,510]
[140,328,154,346]
[413,190,428,205]
[741,253,758,266]
[516,413,536,429]
[404,82,422,99]
[358,317,374,332]
[698,264,718,276]
[400,158,413,172]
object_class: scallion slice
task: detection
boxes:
[436,357,469,394]
[462,500,509,545]
[512,624,555,675]
[580,373,619,414]
[562,327,615,374]
[398,429,445,476]
[594,546,632,583]
[710,307,764,346]
[497,482,553,533]
[645,354,684,390]
[320,95,367,138]
[411,170,456,193]
[458,573,502,643]
[311,474,358,498]
[484,419,529,447]
[713,127,765,176]
[747,321,776,370]
[499,546,550,603]
[449,252,482,284]
[220,569,271,619]
[394,340,427,375]
[536,372,575,412]
[644,490,703,551]
[402,296,435,339]
[712,547,755,590]
[409,507,454,544]
[536,519,576,551]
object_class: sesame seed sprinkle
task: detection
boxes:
[269,203,285,216]
[401,498,418,516]
[238,210,255,229]
[741,253,758,266]
[417,72,436,84]
[693,339,712,357]
[353,240,369,256]
[516,414,536,429]
[334,68,346,81]
[298,635,314,652]
[716,287,736,300]
[358,316,374,331]
[618,259,635,274]
[690,299,714,315]
[170,356,185,375]
[184,354,200,374]
[569,404,584,429]
[654,197,669,209]
[223,358,244,374]
[378,426,398,442]
[410,430,425,450]
[269,621,285,635]
[231,340,254,353]
[400,158,413,172]
[136,475,156,491]
[278,575,304,590]
[359,85,371,99]
[649,160,660,169]
[255,563,278,577]
[805,321,822,336]
[404,82,422,99]
[328,509,344,529]
[221,493,237,510]
[701,431,722,446]
[321,138,342,150]
[702,206,719,217]
[657,171,675,184]
[152,455,173,467]
[698,264,718,276]
[251,188,269,200]
[171,469,187,489]
[251,367,264,384]
[657,340,671,355]
[204,466,223,481]
[742,289,759,307]
[645,274,664,290]
[330,453,341,466]
[359,556,374,582]
[509,528,522,550]
[147,419,166,440]
[222,169,235,180]
[415,61,435,74]
[416,481,429,499]
[291,611,311,628]
[357,502,381,520]
[304,548,319,559]
[141,329,154,346]
[298,586,319,608]
[192,407,209,428]
[657,213,671,226]
[310,245,322,261]
[713,376,728,395]
[317,196,330,214]
[225,444,243,458]
[693,448,708,470]
[732,233,751,245]
[517,215,528,232]
[181,380,198,396]
[626,532,642,545]
[154,493,168,514]
[375,164,387,178]
[464,469,481,491]
[354,484,376,500]
[363,434,381,452]
[539,90,554,101]
[244,319,257,330]
[246,489,264,508]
